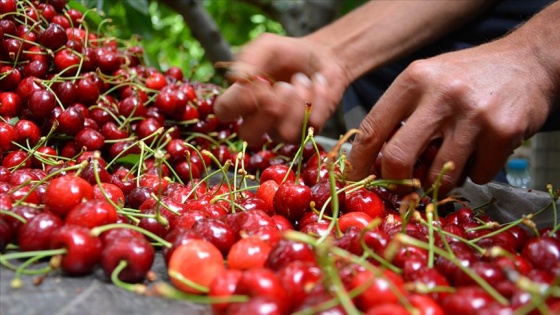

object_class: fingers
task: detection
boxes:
[214,79,273,123]
[347,78,418,181]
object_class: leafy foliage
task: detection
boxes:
[73,0,285,83]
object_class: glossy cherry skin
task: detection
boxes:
[162,228,203,264]
[273,181,312,223]
[343,188,386,219]
[99,227,145,247]
[222,209,277,241]
[233,268,289,314]
[237,196,274,216]
[406,266,451,303]
[50,224,103,276]
[259,164,295,185]
[18,212,64,252]
[350,268,406,312]
[208,269,243,315]
[0,218,14,252]
[65,199,118,229]
[227,236,272,270]
[440,286,495,314]
[265,238,316,271]
[168,239,225,294]
[100,236,155,283]
[224,296,284,315]
[2,204,42,238]
[521,236,560,271]
[310,178,346,215]
[192,218,235,256]
[43,175,94,218]
[255,180,279,215]
[93,183,125,207]
[277,260,323,312]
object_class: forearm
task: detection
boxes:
[306,0,495,81]
[502,1,560,105]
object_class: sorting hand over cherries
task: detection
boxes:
[1,1,560,314]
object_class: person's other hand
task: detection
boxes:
[348,39,558,194]
[214,33,351,146]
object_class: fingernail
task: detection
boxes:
[293,72,312,88]
[312,72,327,86]
[274,81,295,90]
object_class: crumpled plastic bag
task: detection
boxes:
[453,180,559,229]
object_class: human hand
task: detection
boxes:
[213,33,351,146]
[348,39,558,194]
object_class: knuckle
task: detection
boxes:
[381,141,414,172]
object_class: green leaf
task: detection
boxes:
[124,0,149,15]
[67,0,104,28]
[115,154,141,165]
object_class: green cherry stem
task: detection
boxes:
[110,260,148,294]
[395,233,508,305]
[152,281,249,304]
[90,223,172,248]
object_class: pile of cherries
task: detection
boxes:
[2,1,560,314]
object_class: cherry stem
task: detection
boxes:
[110,260,147,294]
[13,160,89,207]
[152,281,249,304]
[0,209,27,224]
[284,230,414,312]
[314,239,360,315]
[395,233,508,305]
[1,248,67,267]
[12,252,54,288]
[90,223,172,248]
[168,269,209,294]
[202,151,235,212]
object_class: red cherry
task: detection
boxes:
[310,178,346,215]
[255,180,279,215]
[338,211,374,232]
[265,238,316,271]
[100,236,155,283]
[259,164,295,185]
[0,91,21,117]
[65,199,118,228]
[0,218,14,252]
[168,239,225,294]
[14,119,41,146]
[227,236,272,270]
[2,150,31,168]
[145,72,167,90]
[0,121,18,151]
[43,175,94,218]
[0,0,17,14]
[162,228,202,264]
[351,268,406,311]
[440,286,495,314]
[277,260,322,312]
[208,269,242,314]
[75,128,105,151]
[54,49,81,76]
[233,268,289,314]
[50,224,103,276]
[521,236,560,271]
[18,212,64,252]
[192,218,235,256]
[93,183,125,207]
[28,90,56,119]
[273,180,312,223]
[39,23,67,50]
[343,188,386,219]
